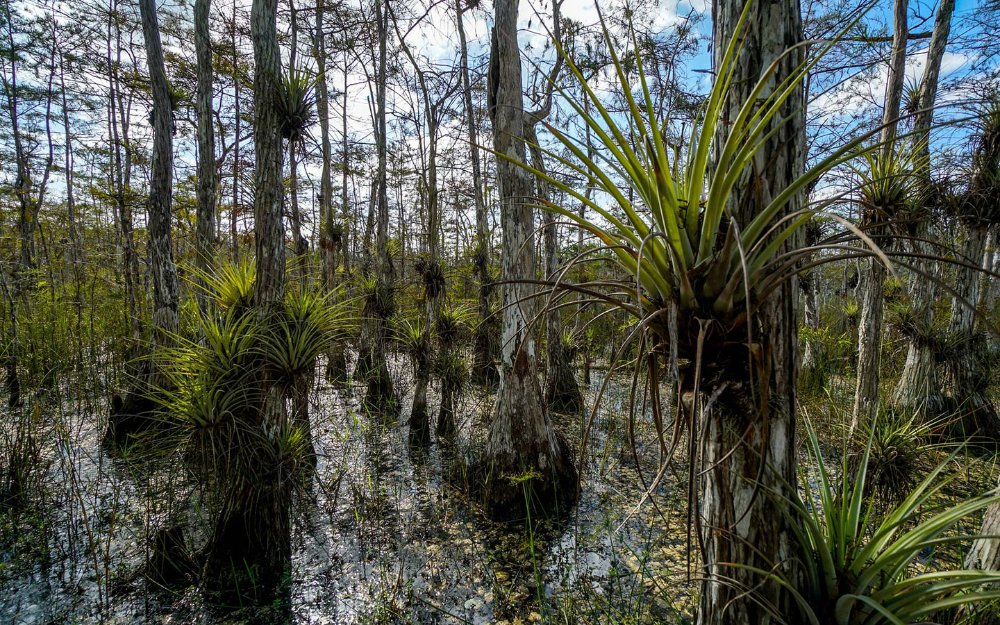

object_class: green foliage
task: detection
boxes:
[434,349,468,389]
[435,304,473,347]
[965,97,1000,222]
[514,2,876,339]
[263,289,347,384]
[770,420,1000,625]
[277,67,316,143]
[851,139,928,224]
[856,409,949,506]
[800,325,854,393]
[358,273,396,320]
[196,259,256,312]
[392,316,427,358]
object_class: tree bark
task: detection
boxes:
[230,0,241,261]
[698,0,803,622]
[525,125,582,414]
[942,221,995,431]
[852,0,908,427]
[360,0,398,416]
[314,0,347,384]
[195,0,217,315]
[106,2,142,358]
[479,0,577,520]
[457,0,499,388]
[892,0,955,418]
[138,0,179,351]
[205,0,290,603]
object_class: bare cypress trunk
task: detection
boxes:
[230,0,241,261]
[394,21,450,442]
[942,221,995,431]
[891,0,955,418]
[852,256,885,427]
[59,52,84,362]
[287,5,307,282]
[314,0,347,384]
[340,54,352,277]
[2,1,56,404]
[698,0,803,622]
[106,3,141,358]
[959,495,1000,625]
[195,0,216,315]
[59,53,81,272]
[892,231,942,415]
[457,0,498,388]
[852,0,908,426]
[138,0,179,353]
[799,269,820,372]
[361,0,398,416]
[525,125,581,414]
[479,0,577,520]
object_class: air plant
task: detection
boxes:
[855,407,951,506]
[851,138,929,228]
[964,97,1000,222]
[393,316,429,366]
[277,66,317,144]
[510,1,883,374]
[193,259,256,312]
[761,419,1000,625]
[435,304,473,347]
[261,289,347,385]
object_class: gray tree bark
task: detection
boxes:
[457,0,499,388]
[315,0,347,384]
[138,0,179,351]
[852,0,908,428]
[892,0,955,417]
[195,0,217,315]
[480,0,577,520]
[359,0,398,415]
[698,0,803,622]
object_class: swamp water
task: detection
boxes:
[1,366,695,624]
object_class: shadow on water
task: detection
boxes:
[1,359,695,624]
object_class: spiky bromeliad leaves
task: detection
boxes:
[508,2,885,397]
[759,419,1000,625]
[852,138,929,231]
[277,67,317,145]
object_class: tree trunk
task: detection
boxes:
[525,125,581,414]
[852,0,907,427]
[698,0,803,622]
[852,256,885,429]
[315,0,347,383]
[138,0,179,353]
[961,482,1000,625]
[891,0,955,419]
[205,0,290,603]
[943,223,996,433]
[195,0,217,315]
[799,270,820,372]
[457,0,499,388]
[230,0,241,261]
[361,0,398,416]
[106,4,142,360]
[479,0,577,520]
[341,54,352,278]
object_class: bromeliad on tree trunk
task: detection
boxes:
[500,0,895,621]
